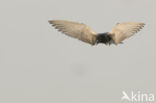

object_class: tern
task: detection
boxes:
[49,20,145,45]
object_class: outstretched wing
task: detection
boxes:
[49,20,97,45]
[109,22,145,45]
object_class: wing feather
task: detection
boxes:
[109,22,145,45]
[49,20,97,45]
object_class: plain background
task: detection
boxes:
[0,0,155,103]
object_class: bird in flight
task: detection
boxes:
[49,20,145,45]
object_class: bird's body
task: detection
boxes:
[96,32,113,45]
[49,20,145,45]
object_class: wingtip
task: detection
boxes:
[142,22,145,25]
[140,23,145,29]
[48,20,53,24]
[143,23,146,26]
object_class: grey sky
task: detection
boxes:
[0,0,156,103]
